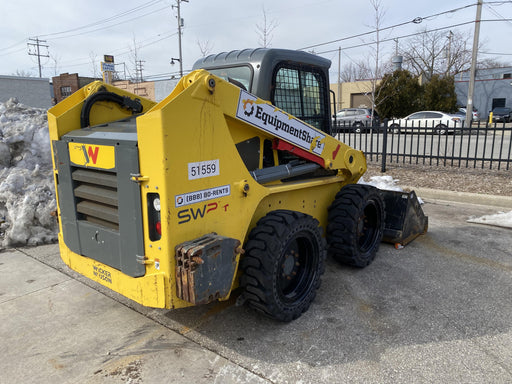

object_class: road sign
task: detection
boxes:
[101,62,115,72]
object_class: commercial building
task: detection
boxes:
[455,66,512,118]
[52,73,99,103]
[330,80,380,112]
[51,73,180,104]
[0,75,52,108]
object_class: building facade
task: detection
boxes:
[112,80,155,100]
[52,73,99,103]
[330,80,381,112]
[455,67,512,119]
[0,76,52,108]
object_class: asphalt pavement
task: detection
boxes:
[1,194,511,384]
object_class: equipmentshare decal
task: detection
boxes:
[175,185,230,208]
[235,90,325,155]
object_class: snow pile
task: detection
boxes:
[358,175,404,192]
[0,98,57,249]
[359,175,425,204]
[467,211,512,229]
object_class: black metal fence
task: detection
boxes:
[333,121,512,171]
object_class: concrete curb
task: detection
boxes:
[403,186,512,209]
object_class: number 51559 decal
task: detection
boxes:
[188,159,220,180]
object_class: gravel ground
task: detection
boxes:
[365,161,512,197]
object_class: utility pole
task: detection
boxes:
[172,0,188,77]
[446,30,453,75]
[27,37,49,78]
[135,60,145,83]
[337,47,341,111]
[466,0,483,126]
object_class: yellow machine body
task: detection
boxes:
[48,70,366,310]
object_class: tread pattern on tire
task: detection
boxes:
[326,184,385,268]
[240,210,326,322]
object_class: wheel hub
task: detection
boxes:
[282,251,299,279]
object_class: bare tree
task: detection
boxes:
[361,0,388,116]
[89,51,99,79]
[12,69,33,77]
[477,57,508,69]
[338,1,390,114]
[341,60,374,82]
[400,29,472,80]
[255,6,278,48]
[197,40,214,57]
[49,53,62,77]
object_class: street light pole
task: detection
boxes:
[466,0,483,126]
[173,0,188,78]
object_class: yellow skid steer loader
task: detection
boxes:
[48,49,426,321]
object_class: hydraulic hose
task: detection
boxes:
[80,89,143,128]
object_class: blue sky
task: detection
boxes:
[0,0,510,80]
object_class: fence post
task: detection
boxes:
[381,119,388,173]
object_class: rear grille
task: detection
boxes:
[72,168,119,231]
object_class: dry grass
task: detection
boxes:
[365,161,512,197]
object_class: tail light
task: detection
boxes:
[147,193,161,241]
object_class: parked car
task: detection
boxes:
[458,107,480,121]
[490,107,511,123]
[390,111,466,134]
[333,108,380,132]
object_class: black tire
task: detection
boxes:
[326,184,385,267]
[435,124,448,135]
[390,123,400,133]
[240,210,326,322]
[353,122,364,133]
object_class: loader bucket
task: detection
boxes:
[380,190,428,247]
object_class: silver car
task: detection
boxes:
[333,108,379,132]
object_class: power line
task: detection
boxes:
[44,5,169,41]
[55,29,178,68]
[485,2,512,27]
[481,51,512,55]
[315,21,475,55]
[37,0,163,39]
[314,17,512,56]
[299,4,477,51]
[0,46,27,58]
[0,39,28,53]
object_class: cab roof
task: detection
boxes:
[192,48,331,71]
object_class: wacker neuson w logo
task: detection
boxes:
[236,90,325,155]
[68,143,115,170]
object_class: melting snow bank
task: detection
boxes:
[0,98,57,249]
[358,175,424,204]
[467,211,512,229]
[358,175,404,192]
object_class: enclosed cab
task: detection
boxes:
[193,48,333,134]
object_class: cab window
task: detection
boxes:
[271,63,330,133]
[206,65,252,91]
